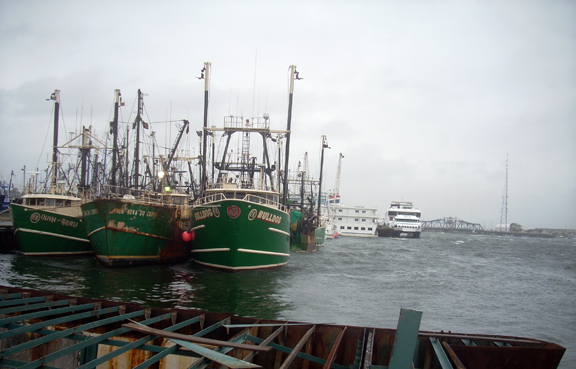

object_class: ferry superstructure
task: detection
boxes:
[331,204,378,237]
[385,201,422,238]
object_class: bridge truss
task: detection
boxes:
[422,217,484,232]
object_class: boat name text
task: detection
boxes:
[30,212,79,228]
[194,208,214,221]
[108,205,157,217]
[253,210,282,225]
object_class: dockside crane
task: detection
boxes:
[332,153,344,203]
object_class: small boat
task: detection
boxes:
[81,89,193,266]
[385,200,422,238]
[9,90,93,256]
[0,285,566,369]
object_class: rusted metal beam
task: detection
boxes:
[243,326,285,362]
[170,338,261,368]
[363,328,375,369]
[323,327,347,369]
[419,332,543,345]
[279,325,315,369]
[122,322,271,352]
[442,341,468,369]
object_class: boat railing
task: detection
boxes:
[243,194,289,213]
[193,192,288,213]
[223,115,270,130]
[192,192,227,207]
[83,184,191,208]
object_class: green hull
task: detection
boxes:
[191,199,290,271]
[289,211,324,252]
[315,226,326,247]
[10,203,92,256]
[81,198,192,267]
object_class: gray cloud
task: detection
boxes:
[1,0,575,229]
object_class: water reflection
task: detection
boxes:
[178,263,294,319]
[1,254,294,320]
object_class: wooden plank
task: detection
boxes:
[122,322,271,352]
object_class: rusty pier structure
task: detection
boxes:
[0,286,566,369]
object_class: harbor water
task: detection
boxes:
[1,232,574,368]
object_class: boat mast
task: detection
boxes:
[133,89,149,189]
[318,135,329,219]
[110,89,122,188]
[199,62,211,193]
[49,90,60,193]
[282,65,300,205]
[79,126,90,191]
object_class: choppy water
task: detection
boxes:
[1,232,575,368]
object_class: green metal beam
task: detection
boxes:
[0,303,93,326]
[429,337,454,369]
[388,308,422,369]
[0,299,74,315]
[0,295,47,307]
[0,303,100,340]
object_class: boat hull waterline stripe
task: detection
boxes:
[193,259,288,271]
[17,228,90,243]
[268,227,290,237]
[97,255,161,260]
[21,251,94,256]
[191,248,231,253]
[238,248,290,257]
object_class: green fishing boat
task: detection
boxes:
[81,89,194,267]
[191,181,290,271]
[10,194,92,256]
[189,63,301,271]
[288,135,330,252]
[82,193,192,266]
[10,89,100,256]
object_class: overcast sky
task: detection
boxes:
[1,0,575,229]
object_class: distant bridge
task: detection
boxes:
[422,217,484,232]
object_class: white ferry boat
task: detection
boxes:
[385,201,422,238]
[329,203,378,237]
